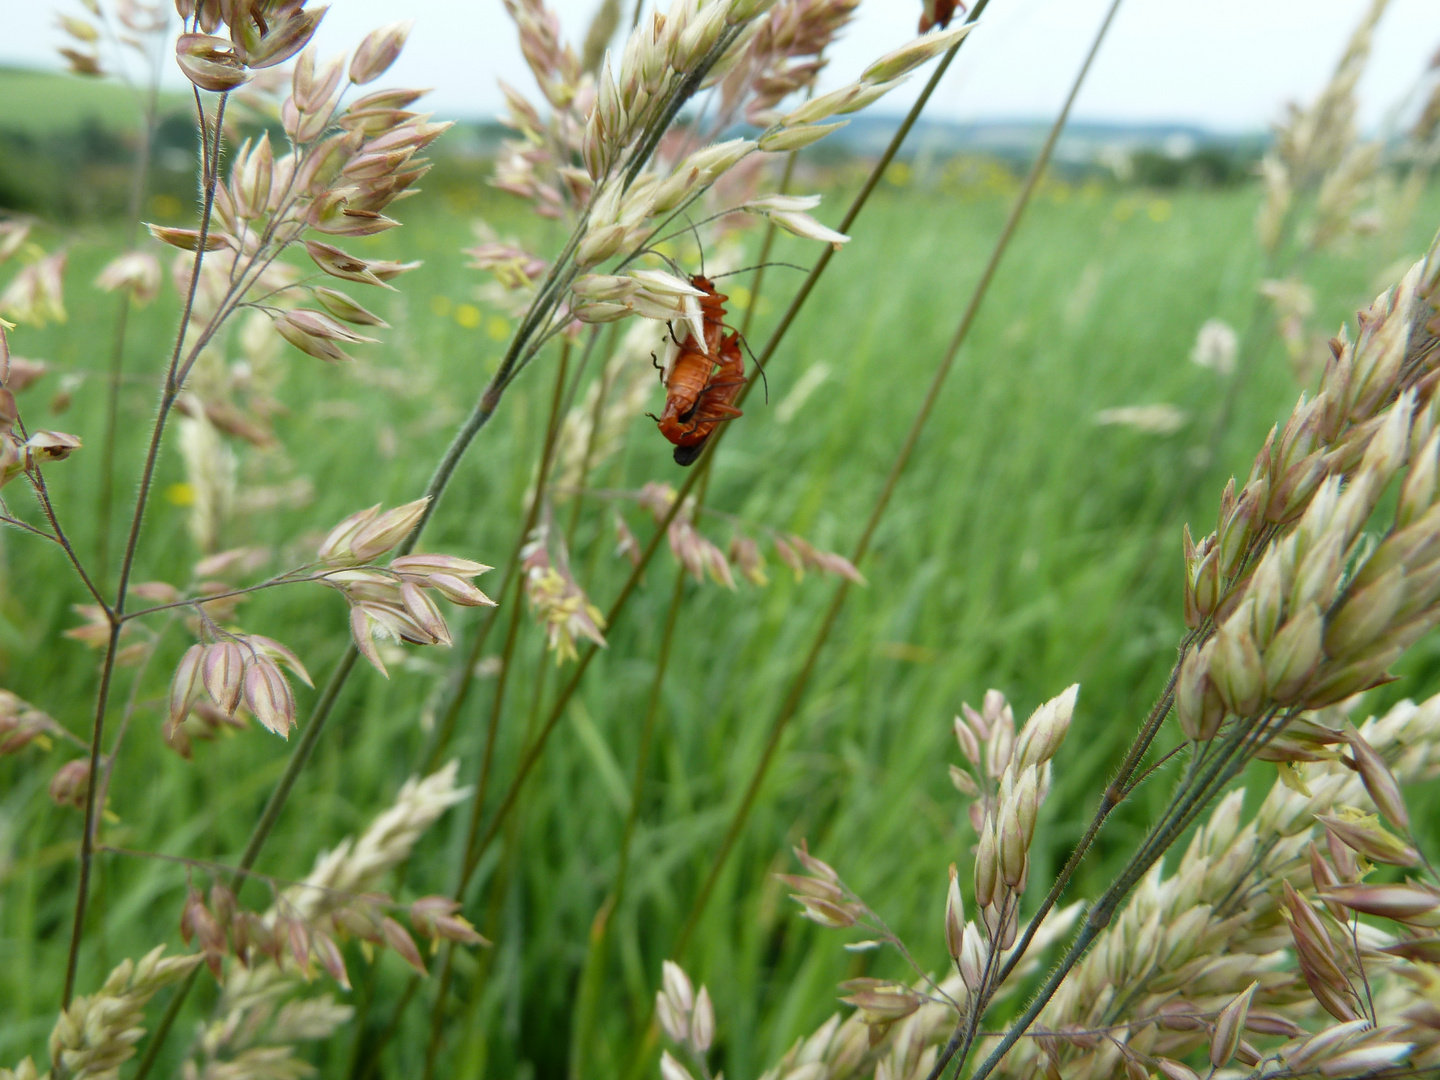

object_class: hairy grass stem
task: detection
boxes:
[63,88,229,1010]
[418,341,574,1072]
[95,55,164,586]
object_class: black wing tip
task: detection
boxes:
[673,441,707,466]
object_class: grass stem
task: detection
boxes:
[670,0,1117,992]
[96,68,161,586]
[418,340,574,1072]
[63,89,228,1011]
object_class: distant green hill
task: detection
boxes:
[0,64,188,137]
[0,65,196,217]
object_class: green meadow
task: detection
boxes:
[2,67,1439,1074]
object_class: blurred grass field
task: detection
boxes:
[2,159,1439,1077]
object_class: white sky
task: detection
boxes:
[4,0,1439,131]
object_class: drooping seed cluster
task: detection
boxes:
[0,342,82,493]
[0,243,67,330]
[619,479,865,589]
[315,499,497,677]
[1254,0,1391,381]
[108,10,450,592]
[169,633,313,740]
[713,0,861,127]
[729,242,1440,1080]
[54,0,151,76]
[149,5,439,390]
[0,689,67,758]
[521,519,609,663]
[94,251,162,307]
[476,0,970,351]
[113,499,497,752]
[656,961,718,1080]
[1265,0,1382,205]
[182,763,483,1080]
[0,946,202,1080]
[1178,242,1440,741]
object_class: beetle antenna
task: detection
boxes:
[736,332,769,403]
[631,245,688,279]
[682,212,706,276]
[710,261,809,281]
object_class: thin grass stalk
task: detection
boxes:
[420,646,553,1079]
[1185,293,1276,497]
[96,295,134,578]
[568,157,798,1067]
[418,346,573,1071]
[567,193,793,1072]
[468,0,983,898]
[421,332,586,770]
[62,89,229,1010]
[137,32,759,1061]
[21,464,108,608]
[349,336,577,1075]
[738,171,793,342]
[345,426,557,1069]
[1158,214,1303,533]
[1194,196,1315,477]
[736,17,986,405]
[456,0,994,880]
[91,616,174,855]
[670,0,1123,974]
[405,505,691,1059]
[352,980,419,1080]
[570,562,689,1077]
[566,322,624,545]
[96,66,163,585]
[347,26,995,1060]
[558,321,600,421]
[567,367,744,1068]
[421,586,508,773]
[148,25,753,965]
[134,639,362,1079]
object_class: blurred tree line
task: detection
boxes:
[0,64,1282,222]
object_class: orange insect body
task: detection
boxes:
[659,331,745,466]
[659,275,729,422]
[653,274,748,465]
[660,339,721,429]
[691,275,728,352]
[920,0,963,31]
